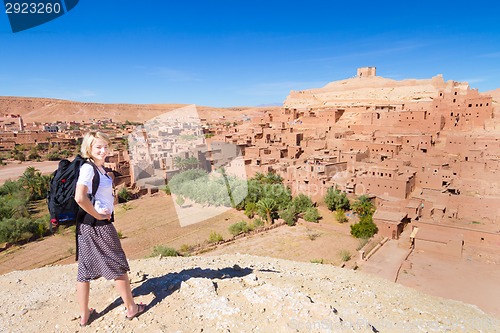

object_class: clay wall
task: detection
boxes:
[13,131,52,144]
[339,150,369,163]
[434,88,493,129]
[355,174,411,198]
[414,236,463,258]
[413,221,500,247]
[367,142,402,159]
[0,139,15,151]
[374,220,404,239]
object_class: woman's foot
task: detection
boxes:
[80,308,96,326]
[126,303,146,320]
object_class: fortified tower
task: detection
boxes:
[357,67,376,77]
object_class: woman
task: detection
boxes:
[74,131,145,326]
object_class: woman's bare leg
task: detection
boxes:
[114,273,139,316]
[77,281,91,324]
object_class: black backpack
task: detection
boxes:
[47,155,99,232]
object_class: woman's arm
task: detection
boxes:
[75,183,111,221]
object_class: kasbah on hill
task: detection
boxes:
[1,66,499,259]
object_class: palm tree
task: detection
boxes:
[264,172,283,185]
[173,156,186,171]
[351,195,375,217]
[185,156,199,170]
[252,172,266,184]
[256,198,277,225]
[19,167,49,200]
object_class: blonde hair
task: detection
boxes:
[80,131,111,160]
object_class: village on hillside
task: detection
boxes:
[1,67,499,260]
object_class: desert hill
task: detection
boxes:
[1,254,499,332]
[284,73,492,109]
[486,88,500,102]
[0,96,270,123]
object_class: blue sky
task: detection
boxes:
[1,1,499,107]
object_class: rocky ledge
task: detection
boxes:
[0,254,498,332]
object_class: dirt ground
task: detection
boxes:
[0,192,361,275]
[359,229,500,318]
[0,160,60,184]
[396,244,500,318]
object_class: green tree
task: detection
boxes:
[244,202,257,218]
[303,207,320,223]
[351,195,375,217]
[324,187,350,211]
[173,156,187,171]
[252,172,283,185]
[18,167,49,200]
[256,198,277,225]
[27,146,40,161]
[185,156,199,170]
[292,193,314,213]
[279,204,298,226]
[350,214,378,238]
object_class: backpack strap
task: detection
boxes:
[88,160,100,204]
[75,160,100,261]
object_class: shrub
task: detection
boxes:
[279,204,298,226]
[350,215,378,239]
[179,243,193,255]
[228,221,251,236]
[117,187,132,203]
[310,259,324,264]
[307,231,321,240]
[163,185,171,195]
[176,195,185,207]
[252,218,265,228]
[13,152,26,161]
[303,207,320,223]
[324,187,350,211]
[208,231,224,243]
[149,245,178,257]
[339,250,351,262]
[292,194,314,213]
[244,202,257,218]
[0,216,48,243]
[336,209,348,223]
[46,151,61,161]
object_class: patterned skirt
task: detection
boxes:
[77,223,130,282]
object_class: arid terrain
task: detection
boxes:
[1,73,500,331]
[0,96,271,123]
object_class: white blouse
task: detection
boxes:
[77,163,114,214]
